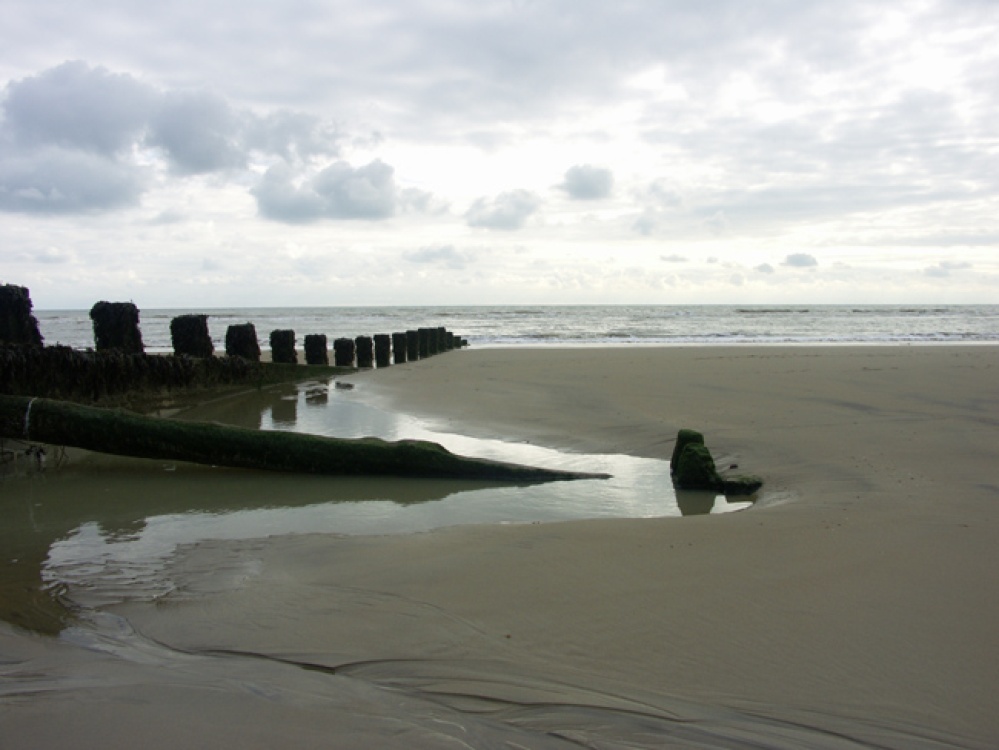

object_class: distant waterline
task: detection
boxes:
[33,304,999,352]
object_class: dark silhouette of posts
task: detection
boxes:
[270,329,297,364]
[406,330,419,361]
[333,338,355,367]
[170,314,213,357]
[374,334,392,368]
[355,335,374,368]
[304,334,329,365]
[0,284,43,346]
[226,323,261,361]
[392,332,408,364]
[90,301,144,353]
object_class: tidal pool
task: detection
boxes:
[1,377,750,631]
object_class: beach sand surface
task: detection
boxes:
[3,346,998,748]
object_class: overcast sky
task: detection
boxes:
[2,0,997,309]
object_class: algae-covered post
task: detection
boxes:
[406,330,419,361]
[418,328,433,357]
[270,330,297,364]
[374,334,392,368]
[355,335,374,368]
[0,284,43,347]
[392,332,408,364]
[225,323,261,361]
[304,334,329,365]
[670,428,763,496]
[90,301,144,354]
[170,314,213,358]
[333,338,355,367]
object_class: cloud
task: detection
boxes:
[252,159,399,222]
[782,253,818,268]
[149,91,246,174]
[925,260,972,277]
[465,189,540,230]
[2,61,154,155]
[660,254,687,263]
[0,147,146,213]
[0,62,344,214]
[755,263,775,274]
[559,164,613,200]
[403,244,476,269]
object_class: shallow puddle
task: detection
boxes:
[2,377,751,629]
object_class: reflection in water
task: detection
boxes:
[1,377,754,632]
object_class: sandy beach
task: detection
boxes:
[3,345,998,748]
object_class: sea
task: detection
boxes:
[32,303,999,351]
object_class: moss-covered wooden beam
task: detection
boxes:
[1,395,606,483]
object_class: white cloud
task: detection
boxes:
[925,260,973,277]
[559,165,613,200]
[252,159,400,223]
[465,190,541,231]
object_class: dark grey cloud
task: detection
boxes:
[560,165,613,200]
[0,147,145,213]
[149,91,246,174]
[782,253,818,268]
[465,190,540,230]
[2,61,154,155]
[404,244,476,269]
[0,61,343,214]
[252,159,399,223]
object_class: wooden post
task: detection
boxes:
[406,330,419,361]
[418,328,432,358]
[374,334,392,368]
[392,332,408,364]
[355,335,374,368]
[90,301,144,353]
[304,334,329,365]
[333,337,355,367]
[225,323,261,361]
[270,329,297,364]
[0,284,43,346]
[170,314,213,358]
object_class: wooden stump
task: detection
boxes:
[0,284,43,346]
[304,334,329,365]
[90,301,144,353]
[374,334,392,368]
[406,330,420,361]
[225,323,261,361]
[170,314,213,358]
[270,329,297,364]
[333,338,355,367]
[355,335,374,368]
[392,332,408,364]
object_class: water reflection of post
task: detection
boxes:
[271,394,298,426]
[675,490,718,516]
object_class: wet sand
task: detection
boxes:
[3,345,999,748]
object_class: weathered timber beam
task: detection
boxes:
[0,395,606,482]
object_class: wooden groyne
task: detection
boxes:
[1,285,470,402]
